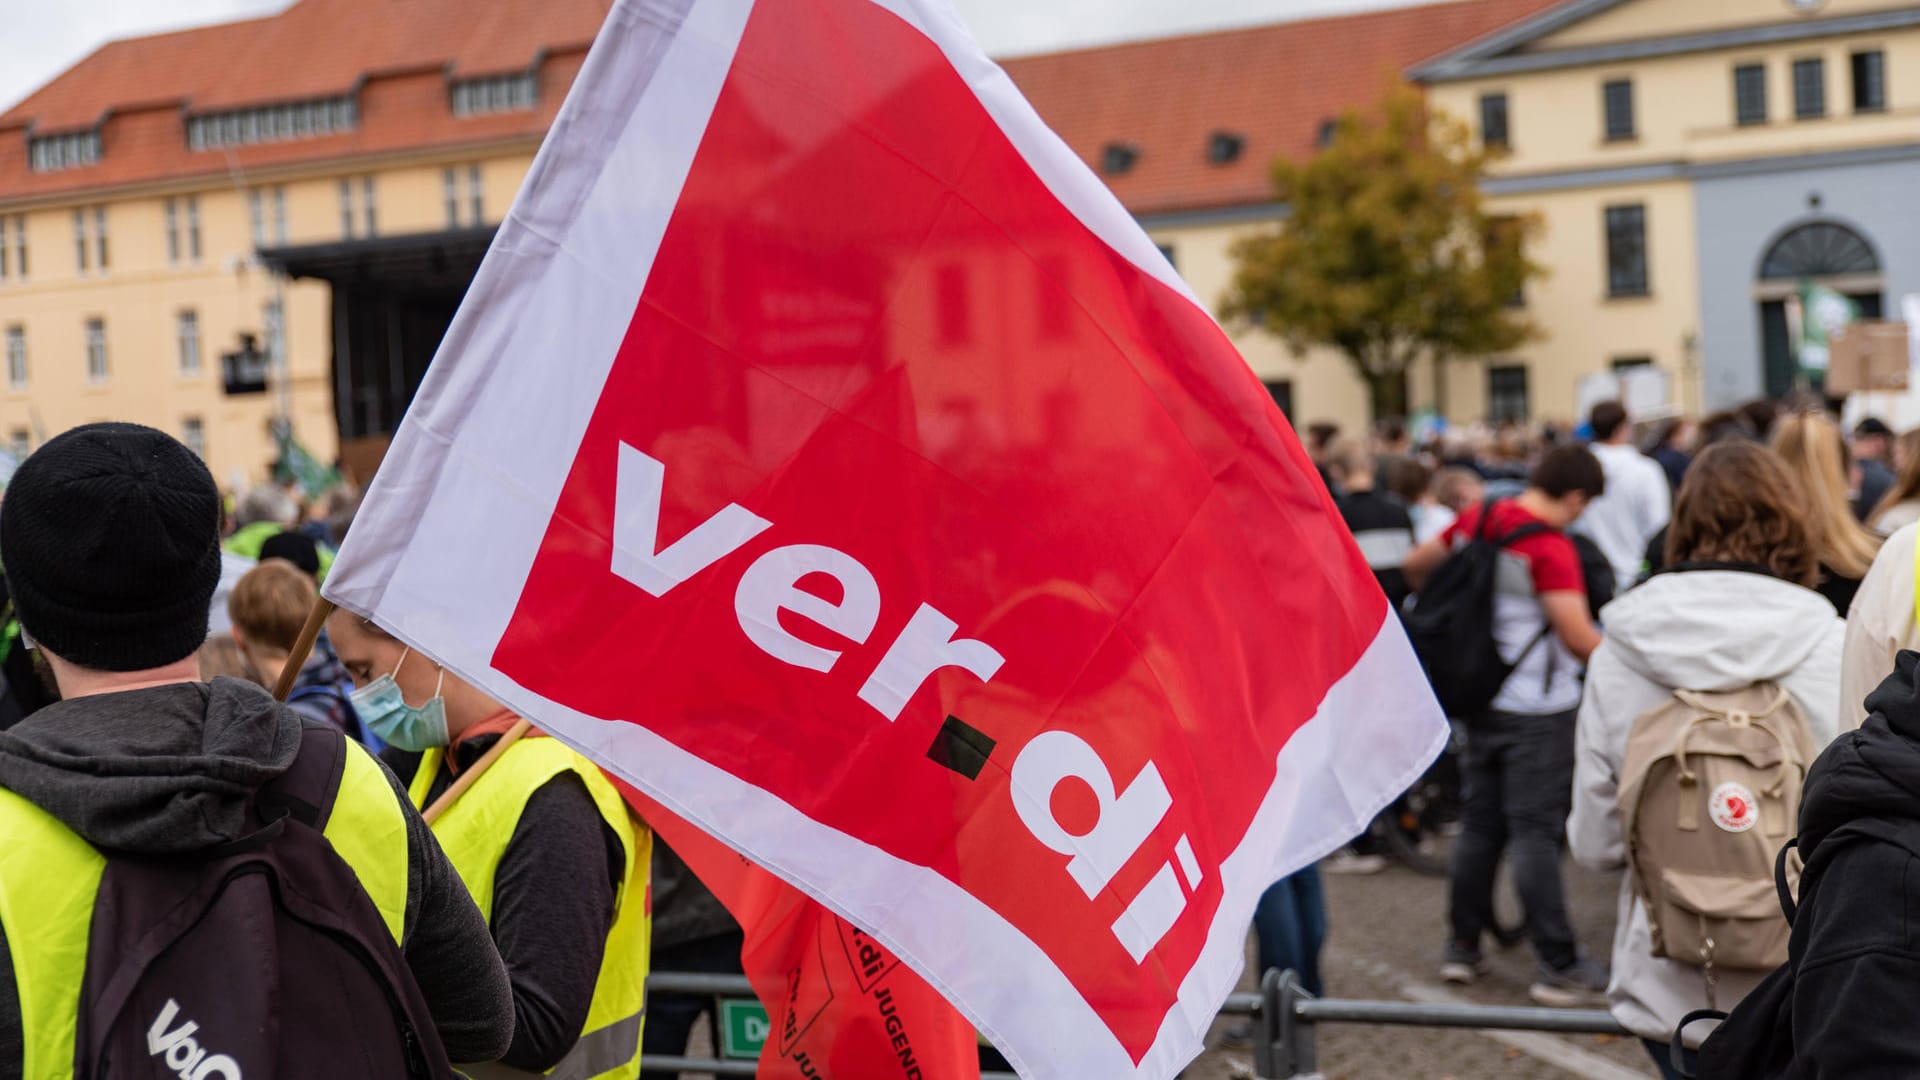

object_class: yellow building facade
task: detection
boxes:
[0,154,537,487]
[1417,0,1920,418]
[0,0,603,486]
[13,0,1910,464]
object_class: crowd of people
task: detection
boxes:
[0,423,740,1080]
[1262,395,1920,1078]
[11,403,1920,1078]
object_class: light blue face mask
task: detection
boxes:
[349,647,449,752]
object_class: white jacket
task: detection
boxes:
[1839,522,1917,730]
[1573,441,1670,594]
[1568,569,1843,1042]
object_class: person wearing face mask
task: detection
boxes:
[327,611,653,1080]
[0,424,513,1076]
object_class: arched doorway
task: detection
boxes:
[1755,219,1883,397]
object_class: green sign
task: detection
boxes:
[719,999,770,1060]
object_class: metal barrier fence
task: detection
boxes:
[639,968,1628,1079]
[1252,969,1630,1080]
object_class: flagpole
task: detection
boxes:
[276,596,337,702]
[424,718,532,825]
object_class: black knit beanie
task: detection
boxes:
[0,423,222,671]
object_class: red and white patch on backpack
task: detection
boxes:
[1710,782,1759,834]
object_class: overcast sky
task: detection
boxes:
[1,0,1425,114]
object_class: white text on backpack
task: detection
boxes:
[147,999,242,1080]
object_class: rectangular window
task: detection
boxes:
[1735,63,1768,126]
[250,190,265,248]
[362,176,377,237]
[84,318,107,383]
[1262,379,1294,421]
[264,300,284,370]
[1488,364,1529,423]
[443,167,459,228]
[1605,204,1649,298]
[5,326,24,389]
[186,196,201,261]
[181,417,206,459]
[339,178,354,239]
[7,431,26,462]
[450,73,538,116]
[93,206,107,270]
[1793,58,1826,119]
[26,131,100,173]
[1486,215,1526,307]
[1603,79,1635,141]
[189,95,355,149]
[14,216,26,279]
[272,186,287,245]
[469,163,484,225]
[1480,92,1509,149]
[177,310,201,376]
[0,217,8,280]
[72,209,87,273]
[1611,355,1653,371]
[165,198,181,265]
[1156,243,1177,270]
[1853,50,1887,113]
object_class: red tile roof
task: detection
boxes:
[0,0,1555,212]
[999,0,1563,216]
[0,0,611,202]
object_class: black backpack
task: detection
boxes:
[1569,533,1616,620]
[1403,500,1550,716]
[74,724,452,1080]
[1677,821,1905,1079]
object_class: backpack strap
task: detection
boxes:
[258,722,348,831]
[1471,498,1553,550]
[1775,838,1799,924]
[1672,1011,1726,1078]
[1471,497,1499,542]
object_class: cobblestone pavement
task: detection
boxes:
[1182,853,1658,1080]
[672,851,1653,1079]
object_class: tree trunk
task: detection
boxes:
[1366,370,1408,422]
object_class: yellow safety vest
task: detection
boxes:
[410,737,651,1080]
[0,738,410,1080]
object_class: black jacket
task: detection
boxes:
[0,679,514,1074]
[1756,652,1920,1075]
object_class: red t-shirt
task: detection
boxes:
[1443,501,1585,596]
[1440,499,1587,715]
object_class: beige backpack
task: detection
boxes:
[1617,684,1816,998]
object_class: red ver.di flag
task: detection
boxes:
[323,0,1448,1074]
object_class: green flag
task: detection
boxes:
[1796,282,1859,378]
[272,423,339,499]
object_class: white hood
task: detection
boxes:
[1597,569,1839,691]
[1572,567,1845,1043]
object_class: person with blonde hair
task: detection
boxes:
[1867,429,1920,535]
[228,558,367,743]
[1772,411,1882,615]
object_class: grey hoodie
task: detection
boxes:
[0,677,514,1074]
[1567,569,1844,1043]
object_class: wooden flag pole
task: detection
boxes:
[276,596,337,702]
[424,718,532,825]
